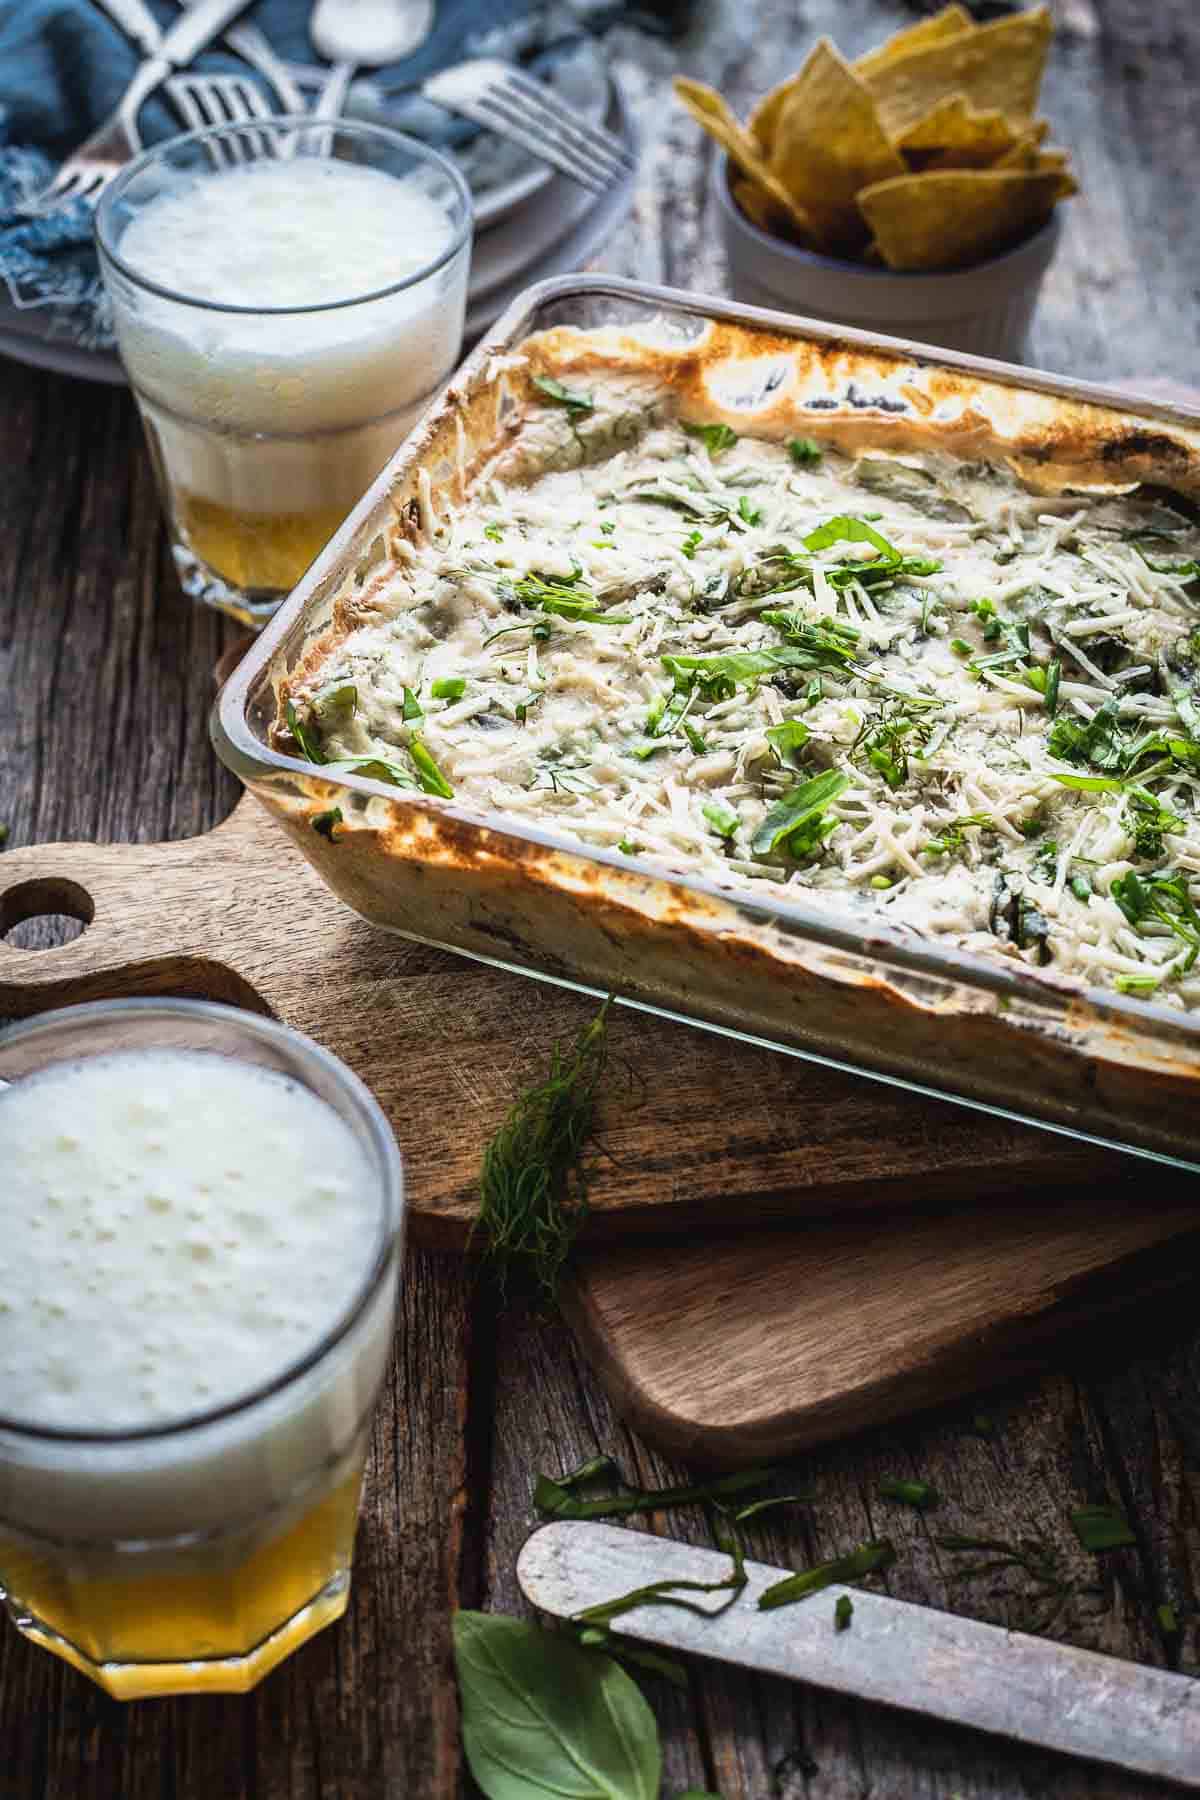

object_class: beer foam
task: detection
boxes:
[110,159,468,516]
[0,1048,398,1547]
[0,1049,381,1433]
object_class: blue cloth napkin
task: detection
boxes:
[0,0,677,350]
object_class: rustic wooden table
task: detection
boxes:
[2,2,1200,1795]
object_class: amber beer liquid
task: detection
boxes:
[0,1024,402,1699]
[96,124,471,623]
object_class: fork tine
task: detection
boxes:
[498,69,637,176]
[456,93,608,193]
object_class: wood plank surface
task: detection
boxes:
[3,3,1200,1798]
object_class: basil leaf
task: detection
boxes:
[683,421,738,455]
[662,648,826,699]
[751,769,849,857]
[532,374,594,416]
[453,1612,660,1800]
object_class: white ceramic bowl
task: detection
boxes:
[714,154,1061,362]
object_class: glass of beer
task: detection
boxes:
[95,119,472,626]
[0,998,404,1699]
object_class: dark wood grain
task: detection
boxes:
[3,3,1200,1796]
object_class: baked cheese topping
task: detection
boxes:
[289,373,1200,1010]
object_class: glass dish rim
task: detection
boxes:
[93,115,474,318]
[211,270,1200,1055]
[0,996,403,1449]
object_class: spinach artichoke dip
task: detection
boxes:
[286,370,1200,1011]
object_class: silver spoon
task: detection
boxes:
[310,0,436,118]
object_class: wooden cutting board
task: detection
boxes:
[3,798,1199,1459]
[0,792,1154,1249]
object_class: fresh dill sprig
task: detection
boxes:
[475,1000,611,1299]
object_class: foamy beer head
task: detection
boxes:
[96,121,472,620]
[0,1001,403,1698]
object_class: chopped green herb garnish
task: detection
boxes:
[923,812,994,857]
[758,1541,895,1610]
[788,436,822,467]
[683,722,710,756]
[402,685,424,722]
[951,638,972,657]
[834,1594,854,1631]
[311,808,342,840]
[409,737,454,798]
[853,703,932,790]
[431,676,466,701]
[663,647,832,700]
[1044,658,1061,715]
[324,755,417,790]
[804,515,900,566]
[483,522,503,542]
[878,1477,939,1511]
[683,420,738,455]
[285,699,325,765]
[507,572,632,626]
[532,374,594,415]
[703,800,740,839]
[765,719,812,768]
[750,768,849,858]
[681,528,703,558]
[1124,785,1185,859]
[617,837,638,855]
[737,495,763,527]
[1069,1505,1135,1553]
[1111,870,1200,969]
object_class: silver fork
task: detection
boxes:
[422,59,636,197]
[165,71,275,163]
[22,0,254,213]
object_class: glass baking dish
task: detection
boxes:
[213,274,1200,1174]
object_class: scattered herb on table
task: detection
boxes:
[834,1594,854,1631]
[475,1000,610,1299]
[533,1454,776,1523]
[878,1477,939,1511]
[1069,1504,1136,1553]
[758,1540,895,1610]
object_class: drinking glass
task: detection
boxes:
[0,999,404,1699]
[95,120,472,627]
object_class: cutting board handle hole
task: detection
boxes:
[0,878,94,952]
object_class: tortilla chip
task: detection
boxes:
[994,127,1063,172]
[766,40,907,255]
[862,6,1053,140]
[674,77,814,237]
[858,168,1069,270]
[732,176,797,239]
[898,96,1019,168]
[854,5,974,81]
